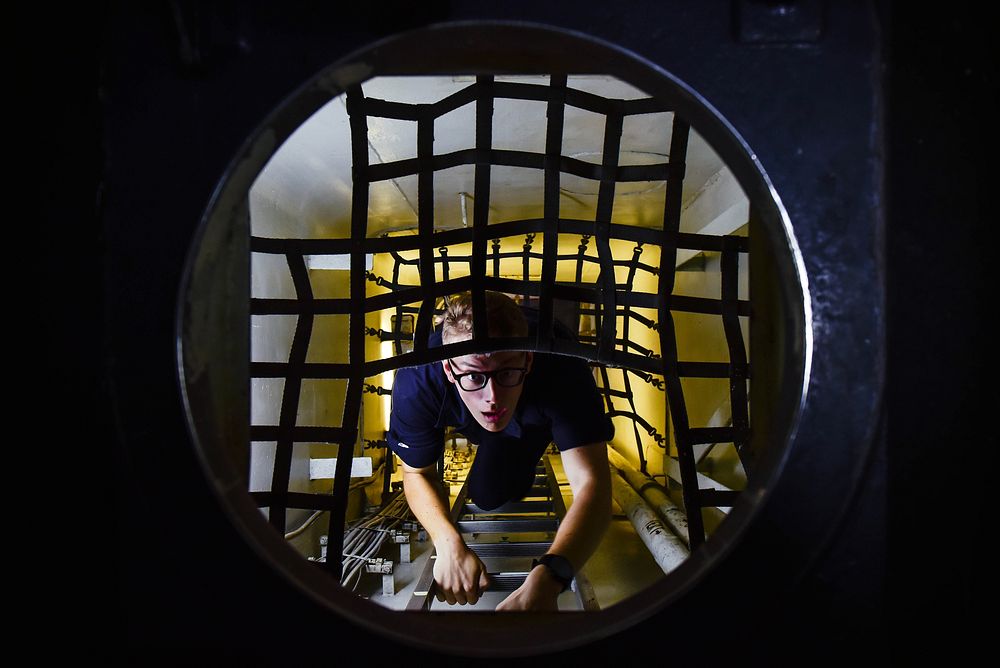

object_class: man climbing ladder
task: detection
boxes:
[387,291,614,610]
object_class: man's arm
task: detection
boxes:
[400,461,490,605]
[496,441,611,611]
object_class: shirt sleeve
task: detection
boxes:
[547,357,615,451]
[386,365,445,469]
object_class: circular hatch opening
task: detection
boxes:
[177,21,810,657]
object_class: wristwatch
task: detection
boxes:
[531,553,574,592]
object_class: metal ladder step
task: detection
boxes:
[404,453,599,611]
[463,500,553,514]
[487,572,530,592]
[467,541,551,558]
[457,518,559,533]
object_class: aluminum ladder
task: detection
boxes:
[405,453,599,611]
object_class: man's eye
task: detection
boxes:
[467,373,487,385]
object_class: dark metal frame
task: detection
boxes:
[177,22,810,657]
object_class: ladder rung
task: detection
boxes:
[487,572,529,592]
[468,541,551,558]
[458,519,559,533]
[464,500,553,514]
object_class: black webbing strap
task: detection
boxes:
[698,489,740,508]
[269,252,312,532]
[578,333,657,358]
[249,219,748,258]
[491,237,502,277]
[439,246,450,282]
[574,235,591,354]
[253,287,726,319]
[599,385,633,400]
[249,77,755,567]
[363,80,669,128]
[597,364,615,414]
[606,409,665,449]
[657,115,707,548]
[391,242,405,355]
[614,240,651,472]
[575,234,591,284]
[537,74,567,350]
[472,76,494,343]
[522,233,535,305]
[721,234,751,470]
[595,103,623,359]
[317,83,374,579]
[413,110,437,355]
[389,248,419,269]
[361,96,426,121]
[621,369,648,473]
[250,297,351,315]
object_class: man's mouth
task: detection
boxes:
[481,408,507,424]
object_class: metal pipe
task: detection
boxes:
[608,447,690,547]
[609,466,689,575]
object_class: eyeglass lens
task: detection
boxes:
[458,368,525,390]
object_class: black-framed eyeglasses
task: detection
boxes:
[447,359,529,392]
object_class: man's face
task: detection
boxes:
[442,348,533,433]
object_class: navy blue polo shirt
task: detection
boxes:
[386,331,614,469]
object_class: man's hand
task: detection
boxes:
[400,462,490,605]
[497,442,611,612]
[432,540,491,605]
[495,563,563,611]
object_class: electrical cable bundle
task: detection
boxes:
[338,494,412,589]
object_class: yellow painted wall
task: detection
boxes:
[252,228,747,544]
[365,232,671,483]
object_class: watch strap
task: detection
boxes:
[531,553,574,592]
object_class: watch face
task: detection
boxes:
[540,554,573,585]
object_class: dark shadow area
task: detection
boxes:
[885,3,993,664]
[38,0,987,663]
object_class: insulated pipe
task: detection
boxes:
[608,448,690,547]
[609,466,689,575]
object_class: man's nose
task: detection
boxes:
[481,376,497,401]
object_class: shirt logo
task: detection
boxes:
[397,442,409,448]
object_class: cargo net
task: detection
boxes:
[249,75,751,577]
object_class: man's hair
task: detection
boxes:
[439,291,529,343]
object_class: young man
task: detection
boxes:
[387,291,614,611]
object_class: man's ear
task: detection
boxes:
[442,359,456,384]
[524,351,533,374]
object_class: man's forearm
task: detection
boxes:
[400,465,464,551]
[547,475,611,571]
[547,442,612,571]
[401,463,490,605]
[496,444,611,611]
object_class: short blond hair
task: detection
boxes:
[440,291,529,343]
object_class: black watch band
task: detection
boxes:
[531,553,574,592]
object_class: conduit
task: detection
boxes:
[337,493,412,589]
[609,466,689,575]
[608,448,690,547]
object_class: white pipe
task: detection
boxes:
[459,191,470,227]
[609,466,689,575]
[608,448,690,547]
